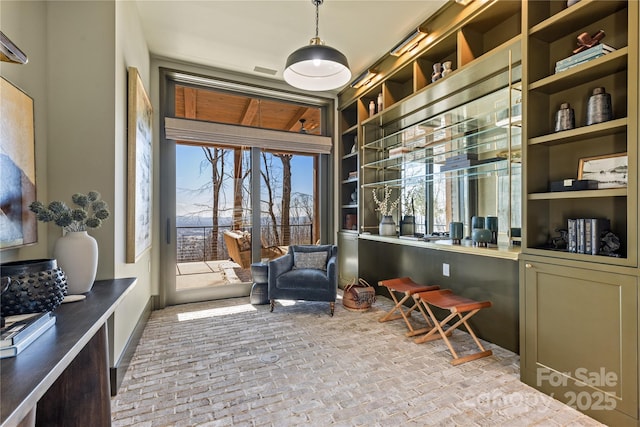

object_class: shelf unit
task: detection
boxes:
[338,103,359,233]
[360,85,522,242]
[337,0,522,239]
[523,0,637,266]
[520,1,639,425]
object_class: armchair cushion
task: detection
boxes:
[236,231,251,251]
[293,251,328,271]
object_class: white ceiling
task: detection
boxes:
[134,0,448,92]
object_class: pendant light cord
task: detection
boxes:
[314,0,321,38]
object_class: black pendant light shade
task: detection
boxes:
[283,0,350,91]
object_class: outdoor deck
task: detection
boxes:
[176,260,253,291]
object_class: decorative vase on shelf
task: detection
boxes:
[486,216,499,244]
[554,102,575,132]
[471,216,485,230]
[431,63,442,82]
[400,215,415,236]
[379,216,396,236]
[441,61,453,77]
[586,87,612,125]
[472,229,492,247]
[0,259,68,316]
[450,222,463,244]
[53,231,98,294]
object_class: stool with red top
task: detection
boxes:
[377,277,440,337]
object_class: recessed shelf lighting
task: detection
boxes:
[350,69,378,88]
[390,28,429,57]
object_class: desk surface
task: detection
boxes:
[1,278,137,427]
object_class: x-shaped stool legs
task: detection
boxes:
[378,277,440,337]
[413,289,493,365]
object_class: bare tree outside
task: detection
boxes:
[260,152,282,244]
[201,146,227,260]
[176,145,317,265]
[232,148,244,230]
[275,153,292,245]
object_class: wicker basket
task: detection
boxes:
[342,278,376,312]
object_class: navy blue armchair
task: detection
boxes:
[268,245,338,316]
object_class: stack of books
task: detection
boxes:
[555,43,616,73]
[388,146,412,159]
[1,311,56,359]
[440,153,480,172]
[567,218,611,255]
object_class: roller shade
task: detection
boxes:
[165,117,333,154]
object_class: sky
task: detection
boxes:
[176,144,314,218]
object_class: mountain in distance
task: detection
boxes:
[176,216,229,228]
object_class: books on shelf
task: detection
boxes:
[567,218,611,255]
[388,146,412,158]
[439,154,503,172]
[555,43,615,73]
[0,312,56,359]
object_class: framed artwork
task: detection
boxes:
[578,152,628,189]
[0,77,37,249]
[126,67,153,263]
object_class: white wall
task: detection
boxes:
[113,0,154,361]
[1,0,153,365]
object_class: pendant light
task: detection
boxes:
[283,0,351,91]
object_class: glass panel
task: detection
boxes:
[259,151,318,248]
[175,143,253,291]
[362,86,522,244]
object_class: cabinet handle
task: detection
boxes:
[525,263,532,268]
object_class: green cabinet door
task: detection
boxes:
[520,258,638,426]
[337,231,358,288]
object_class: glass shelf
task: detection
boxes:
[360,85,522,241]
[361,160,519,188]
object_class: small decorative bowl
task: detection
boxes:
[1,259,68,316]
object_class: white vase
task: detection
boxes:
[53,231,98,294]
[379,215,396,236]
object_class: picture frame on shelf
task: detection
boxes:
[0,77,37,249]
[126,67,153,263]
[577,152,628,189]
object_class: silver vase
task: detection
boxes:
[379,215,396,236]
[554,102,575,132]
[586,87,612,125]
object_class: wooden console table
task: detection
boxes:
[1,278,137,427]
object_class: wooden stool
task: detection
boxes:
[414,289,492,365]
[378,277,440,337]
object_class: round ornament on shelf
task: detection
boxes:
[0,259,68,316]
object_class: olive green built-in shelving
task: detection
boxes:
[520,1,639,425]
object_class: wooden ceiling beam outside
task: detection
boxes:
[183,87,198,119]
[240,98,260,126]
[174,85,322,135]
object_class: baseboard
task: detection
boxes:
[110,296,153,396]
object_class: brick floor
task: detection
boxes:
[111,294,603,427]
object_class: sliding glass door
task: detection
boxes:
[159,69,333,307]
[164,141,320,305]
